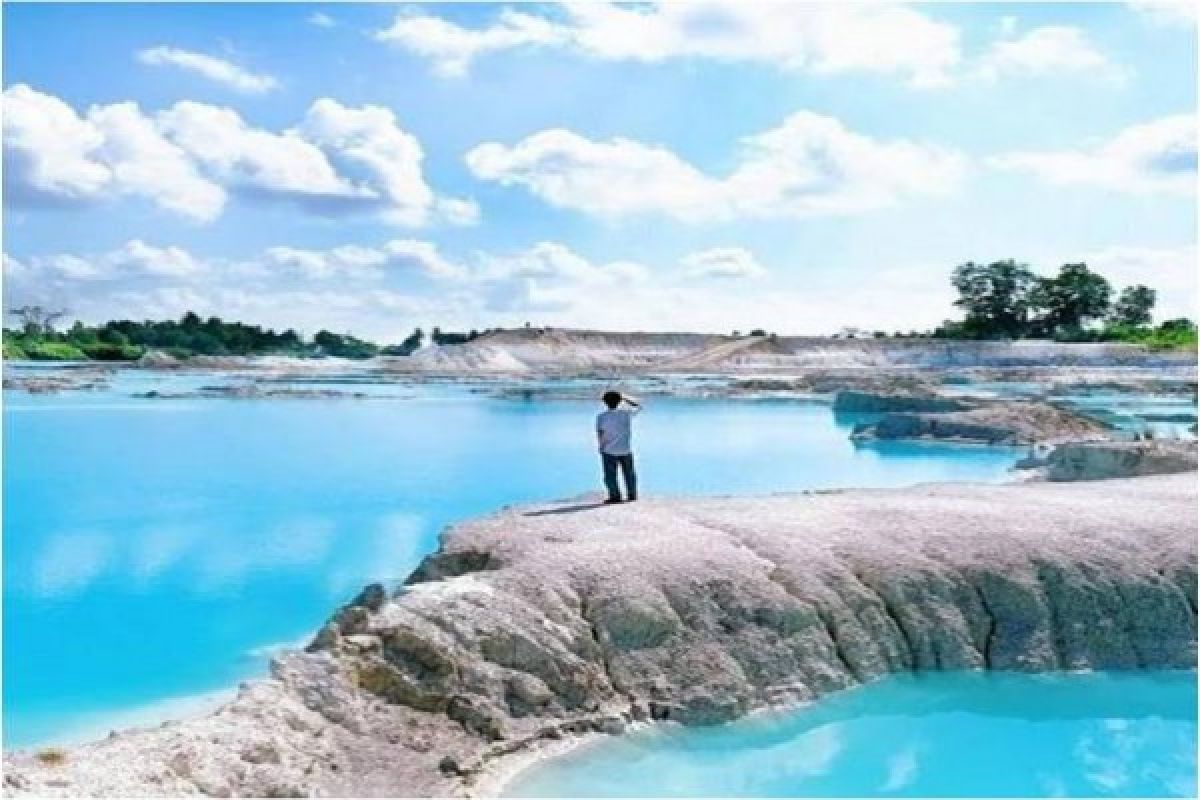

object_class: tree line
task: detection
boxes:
[3,259,1194,361]
[2,309,486,361]
[933,260,1195,348]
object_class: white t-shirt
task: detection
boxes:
[596,408,638,455]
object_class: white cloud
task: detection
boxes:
[1074,244,1197,321]
[3,85,464,226]
[2,253,28,280]
[434,196,481,226]
[3,84,115,203]
[466,111,966,221]
[467,129,719,221]
[381,240,469,280]
[480,241,649,284]
[110,240,205,278]
[477,242,644,312]
[7,240,205,283]
[159,101,366,203]
[138,46,279,94]
[296,98,443,226]
[376,2,961,88]
[680,247,767,279]
[264,244,387,279]
[308,12,336,28]
[376,7,567,78]
[89,102,227,221]
[1127,1,1198,27]
[975,26,1124,82]
[263,240,466,281]
[46,254,108,281]
[988,114,1196,195]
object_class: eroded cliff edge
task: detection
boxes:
[5,475,1197,797]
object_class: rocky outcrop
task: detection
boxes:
[850,400,1111,445]
[6,475,1194,797]
[832,390,974,413]
[1019,440,1199,482]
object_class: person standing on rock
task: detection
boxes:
[597,390,640,503]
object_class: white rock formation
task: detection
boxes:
[4,475,1195,797]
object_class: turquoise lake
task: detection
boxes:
[505,671,1198,798]
[2,365,1194,772]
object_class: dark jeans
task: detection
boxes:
[601,453,637,501]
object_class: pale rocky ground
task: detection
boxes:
[5,474,1195,798]
[395,329,1195,374]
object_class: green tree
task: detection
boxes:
[1030,263,1112,336]
[313,330,378,359]
[950,260,1037,338]
[1109,285,1157,328]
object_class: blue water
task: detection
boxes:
[506,671,1198,798]
[2,367,1030,748]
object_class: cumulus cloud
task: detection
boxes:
[680,247,767,279]
[376,2,962,88]
[3,84,121,205]
[466,111,966,221]
[89,101,228,221]
[2,84,470,226]
[263,240,466,281]
[158,101,367,206]
[108,240,205,278]
[8,240,205,282]
[295,98,440,226]
[975,25,1125,82]
[988,114,1196,195]
[138,46,279,94]
[1127,1,1198,27]
[474,241,649,312]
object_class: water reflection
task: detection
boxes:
[507,672,1198,798]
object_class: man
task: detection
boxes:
[596,390,640,503]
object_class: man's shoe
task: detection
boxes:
[603,497,623,504]
[627,495,638,502]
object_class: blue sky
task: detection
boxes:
[3,2,1196,340]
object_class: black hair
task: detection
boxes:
[602,391,622,409]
